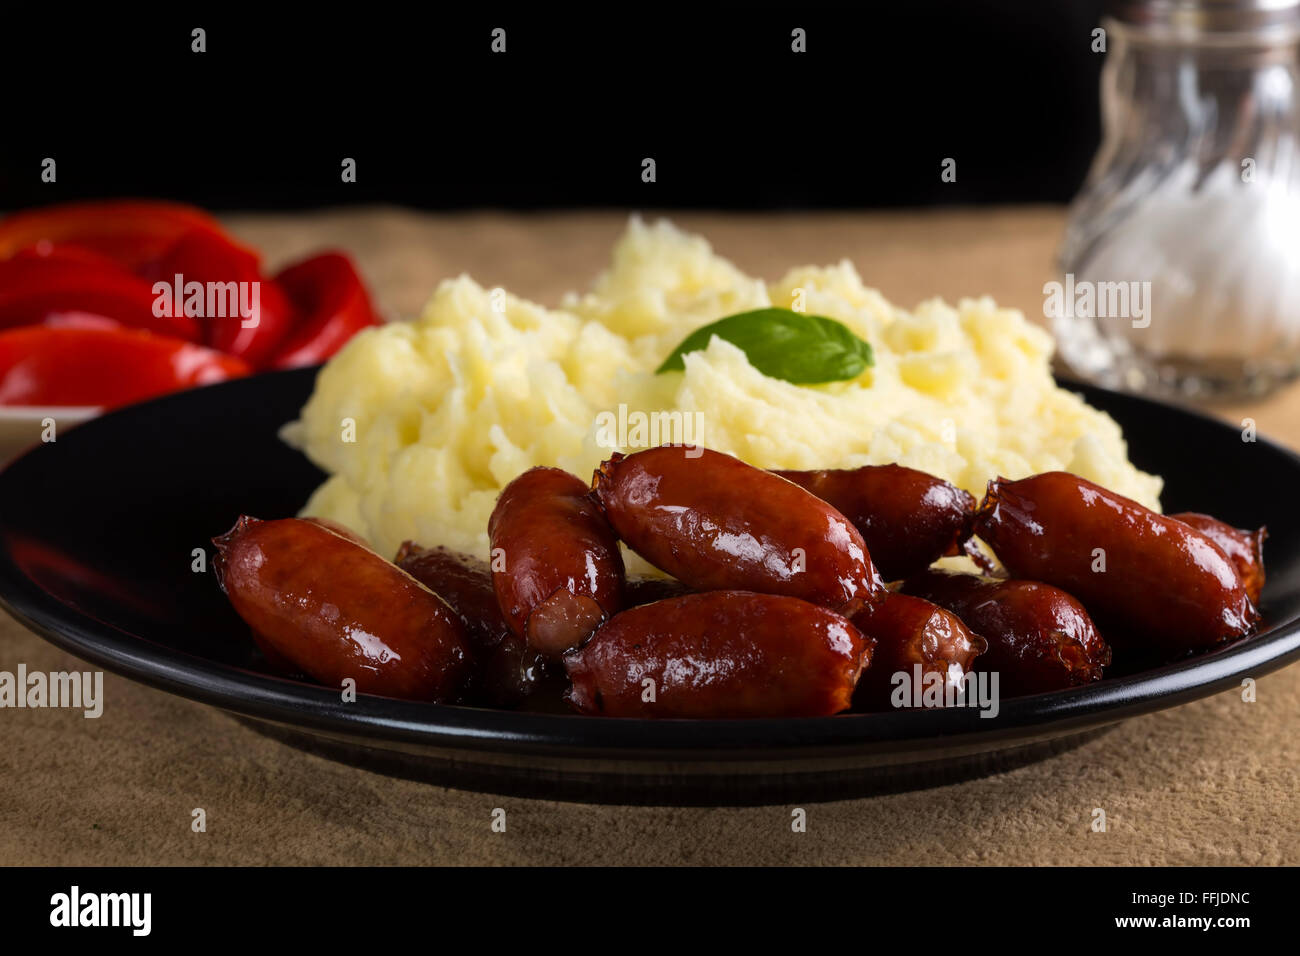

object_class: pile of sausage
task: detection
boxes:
[212,445,1266,718]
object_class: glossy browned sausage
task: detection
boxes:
[213,517,473,701]
[624,574,693,606]
[249,631,306,678]
[1171,513,1267,607]
[593,446,884,614]
[395,542,553,706]
[904,568,1110,694]
[975,473,1257,652]
[774,464,976,580]
[849,591,986,709]
[303,516,372,548]
[395,542,506,649]
[488,467,625,657]
[564,590,869,718]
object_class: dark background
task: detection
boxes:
[1,2,1105,211]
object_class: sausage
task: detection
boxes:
[974,472,1258,652]
[624,574,692,606]
[849,591,986,709]
[904,568,1110,694]
[213,516,473,701]
[303,516,372,548]
[395,542,554,706]
[774,464,976,580]
[488,467,625,657]
[1170,513,1267,607]
[250,631,307,678]
[593,446,884,614]
[395,542,507,651]
[564,590,869,718]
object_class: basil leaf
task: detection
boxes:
[655,308,874,384]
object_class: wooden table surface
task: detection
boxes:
[2,206,1297,865]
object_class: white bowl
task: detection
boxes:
[0,406,100,465]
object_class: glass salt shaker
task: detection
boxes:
[1055,0,1300,399]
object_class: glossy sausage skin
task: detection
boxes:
[395,542,553,706]
[849,591,986,710]
[774,464,976,581]
[250,631,306,678]
[975,472,1258,652]
[488,467,625,657]
[593,447,884,615]
[905,568,1110,694]
[564,590,869,718]
[213,517,473,701]
[303,516,372,548]
[1171,513,1266,607]
[624,574,693,607]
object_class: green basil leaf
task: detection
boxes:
[654,308,874,384]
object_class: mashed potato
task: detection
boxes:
[283,218,1163,567]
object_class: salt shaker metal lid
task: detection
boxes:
[1107,0,1300,38]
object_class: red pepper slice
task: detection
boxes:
[41,311,123,332]
[267,252,381,369]
[0,201,243,272]
[0,255,199,340]
[10,242,125,270]
[148,230,296,367]
[0,326,250,408]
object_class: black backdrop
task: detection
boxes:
[1,2,1105,210]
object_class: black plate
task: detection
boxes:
[1,367,1298,805]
